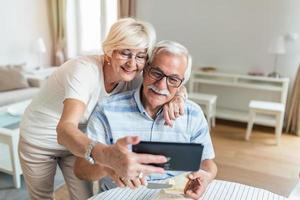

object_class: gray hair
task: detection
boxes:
[149,40,192,84]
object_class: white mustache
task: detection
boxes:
[147,85,170,96]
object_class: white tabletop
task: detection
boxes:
[0,100,31,129]
[89,179,287,200]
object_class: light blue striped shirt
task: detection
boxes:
[87,86,215,180]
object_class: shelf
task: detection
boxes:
[190,69,289,125]
[192,71,289,83]
[192,79,282,91]
[216,107,276,126]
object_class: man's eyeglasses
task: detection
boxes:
[146,66,184,88]
[115,49,147,64]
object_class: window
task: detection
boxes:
[78,0,102,54]
[66,0,117,57]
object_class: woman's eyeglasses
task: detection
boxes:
[115,49,147,64]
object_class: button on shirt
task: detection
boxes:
[86,86,215,180]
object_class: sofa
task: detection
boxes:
[0,82,40,106]
[0,65,55,107]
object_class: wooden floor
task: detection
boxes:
[212,120,300,197]
[54,120,300,198]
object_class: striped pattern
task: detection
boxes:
[90,180,287,200]
[87,87,216,180]
[87,87,215,161]
[200,180,287,200]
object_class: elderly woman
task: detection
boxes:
[19,18,186,199]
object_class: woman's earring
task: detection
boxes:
[104,55,111,65]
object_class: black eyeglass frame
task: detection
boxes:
[146,65,184,88]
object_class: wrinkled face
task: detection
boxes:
[109,48,147,82]
[142,51,187,109]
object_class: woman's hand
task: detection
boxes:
[100,165,147,189]
[97,136,167,180]
[116,175,148,189]
[163,94,185,127]
[163,85,187,127]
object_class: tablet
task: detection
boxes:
[132,141,203,171]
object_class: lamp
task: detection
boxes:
[268,32,299,78]
[285,32,299,41]
[268,36,286,78]
[35,37,46,70]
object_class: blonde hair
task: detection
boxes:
[102,18,156,57]
[149,40,192,84]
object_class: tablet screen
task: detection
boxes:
[132,141,203,171]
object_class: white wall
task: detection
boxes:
[0,0,52,69]
[137,0,300,83]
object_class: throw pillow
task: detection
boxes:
[0,64,29,92]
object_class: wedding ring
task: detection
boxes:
[138,172,143,179]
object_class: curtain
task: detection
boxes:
[118,0,136,18]
[48,0,67,66]
[285,64,300,136]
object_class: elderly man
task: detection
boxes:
[74,40,217,199]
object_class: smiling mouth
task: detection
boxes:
[121,66,136,74]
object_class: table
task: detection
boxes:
[0,100,31,188]
[188,70,289,126]
[90,180,287,200]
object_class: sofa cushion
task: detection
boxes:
[0,88,39,106]
[0,64,29,92]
